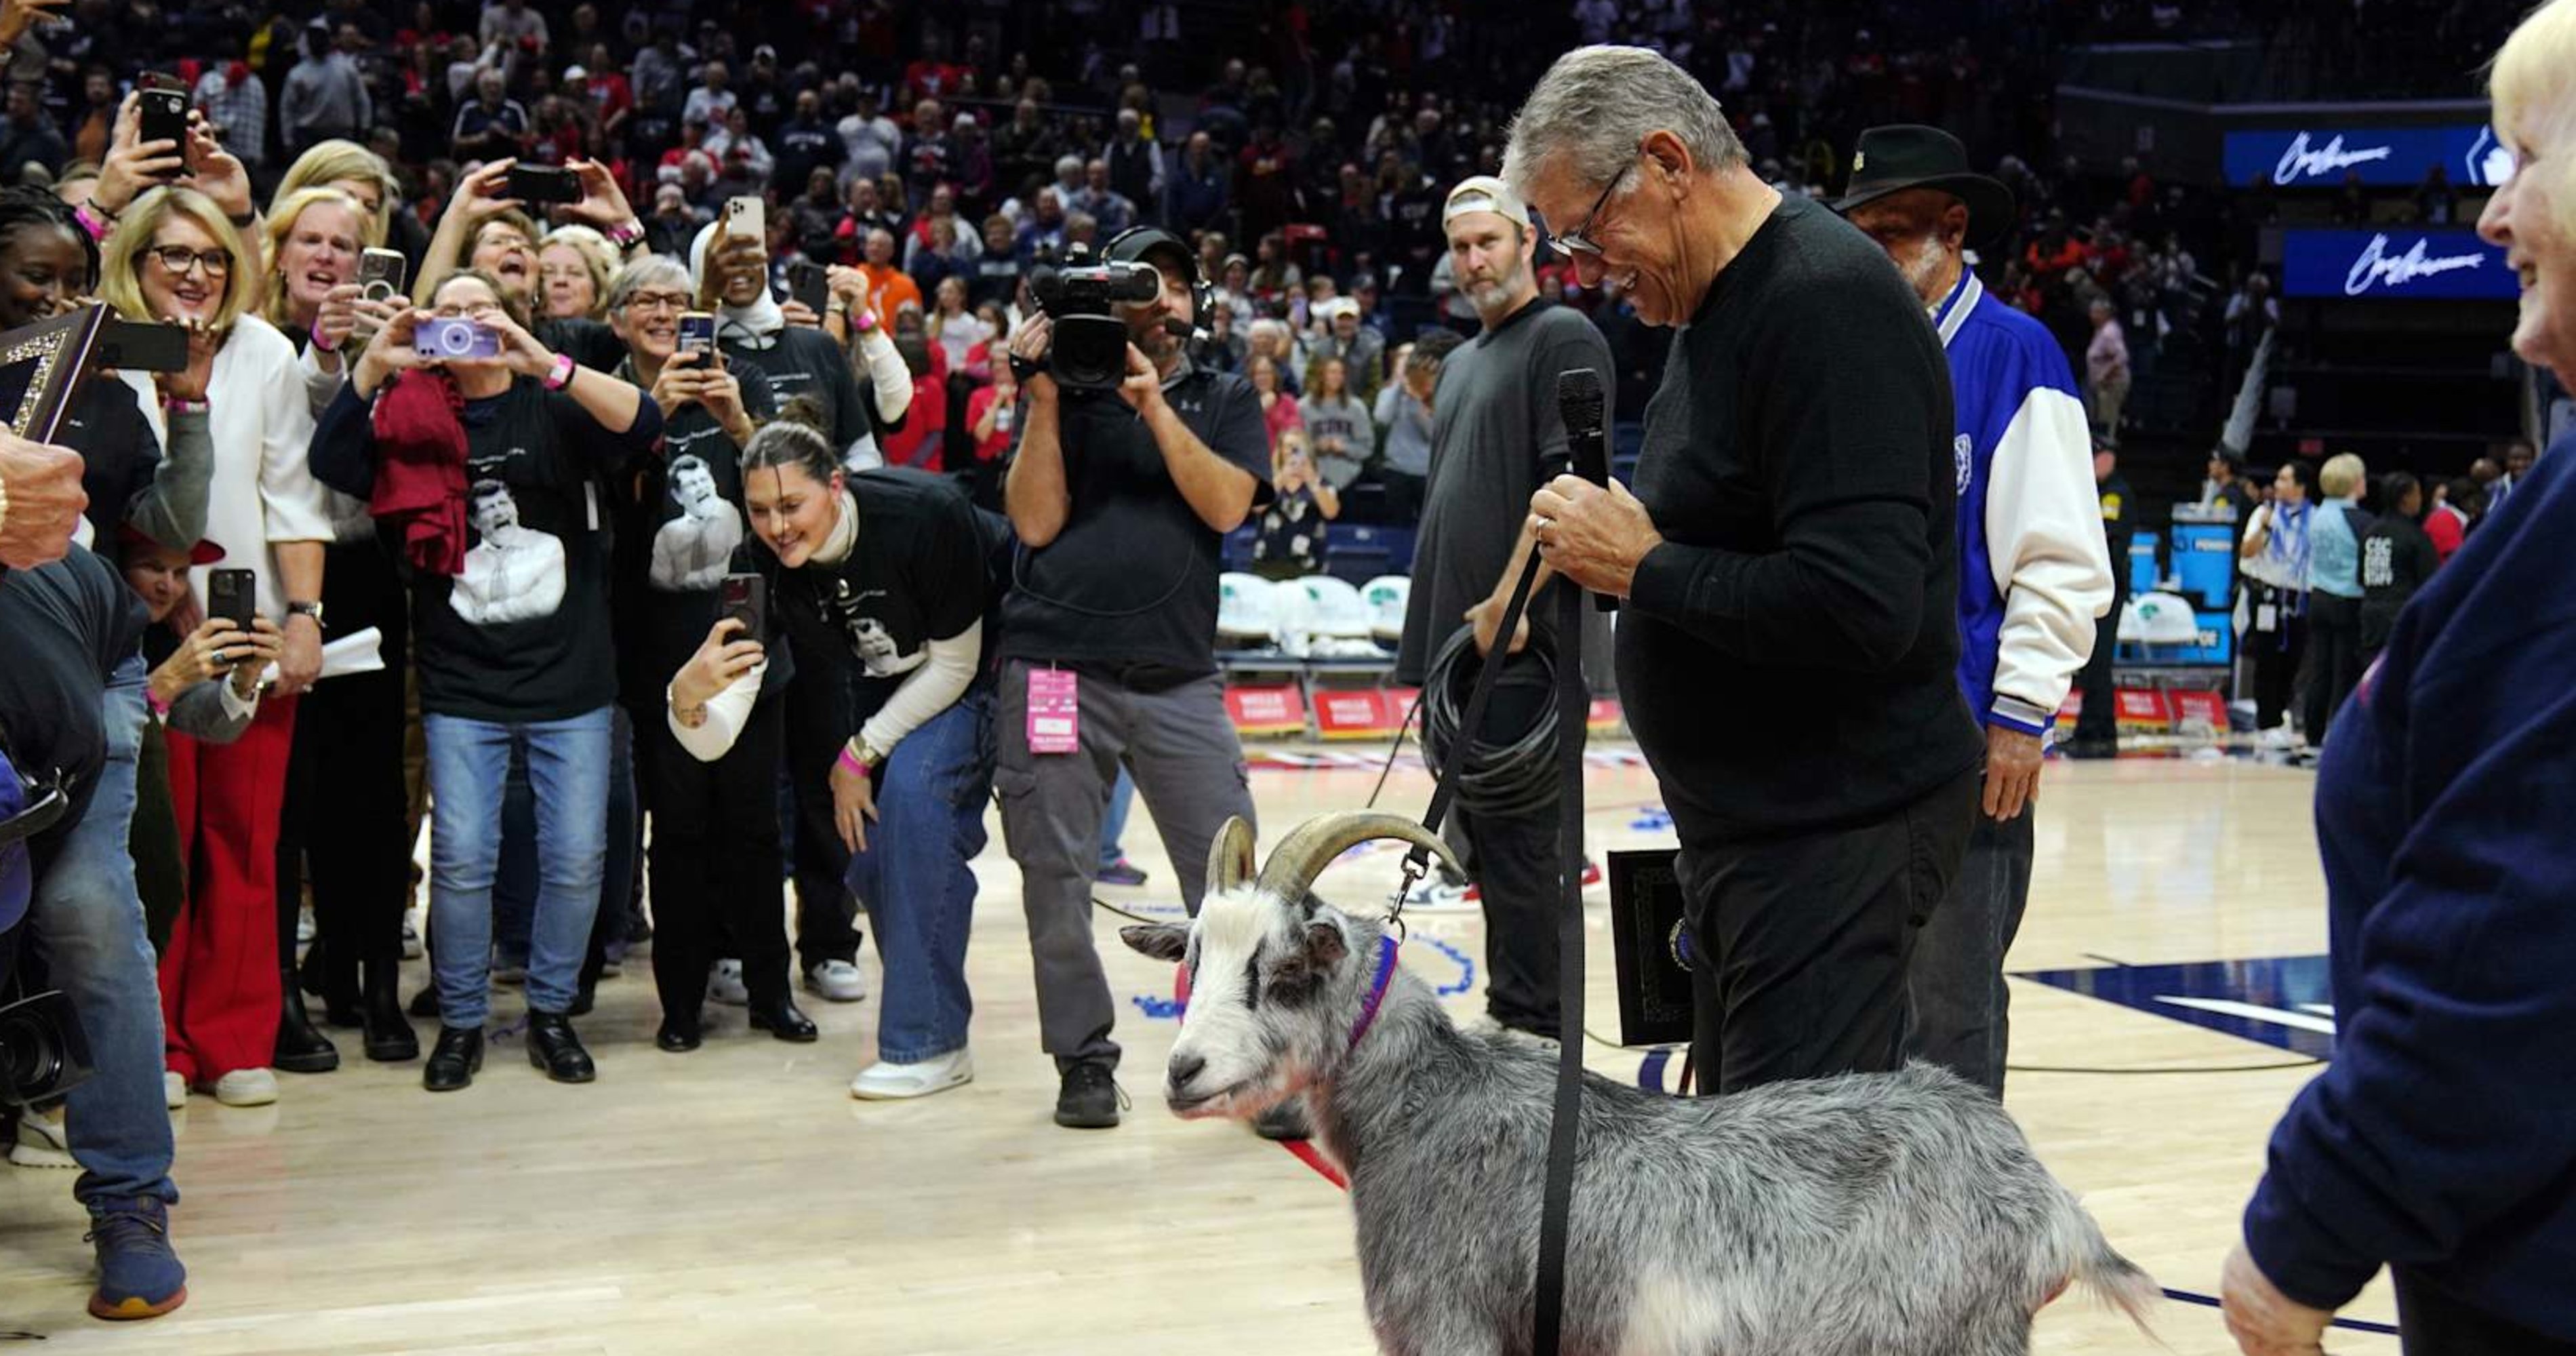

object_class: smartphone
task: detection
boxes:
[506,163,584,205]
[415,317,502,360]
[358,248,407,303]
[677,311,718,362]
[725,195,765,240]
[206,568,256,639]
[786,260,829,315]
[98,319,188,373]
[719,573,766,643]
[137,86,190,178]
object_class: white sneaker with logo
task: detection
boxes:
[849,1049,973,1100]
[708,959,750,1006]
[803,959,867,1003]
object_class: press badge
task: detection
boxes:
[2256,603,2279,633]
[1028,668,1079,754]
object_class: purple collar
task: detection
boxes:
[1346,935,1401,1054]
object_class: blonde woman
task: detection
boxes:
[272,138,403,251]
[261,186,390,414]
[2301,451,2370,744]
[98,186,331,1107]
[538,224,618,321]
[2223,2,2576,1350]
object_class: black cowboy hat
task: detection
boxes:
[1829,125,2017,246]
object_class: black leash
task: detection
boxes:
[1387,549,1589,1356]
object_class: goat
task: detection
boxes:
[1121,812,2160,1356]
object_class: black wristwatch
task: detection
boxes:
[287,600,325,628]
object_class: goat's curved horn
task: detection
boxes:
[1205,816,1257,897]
[1253,812,1463,909]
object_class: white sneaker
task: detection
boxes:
[849,1049,973,1100]
[8,1104,76,1168]
[163,1071,188,1110]
[212,1068,279,1108]
[708,959,750,1005]
[802,959,867,1003]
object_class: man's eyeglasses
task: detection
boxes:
[144,245,231,279]
[1552,163,1635,259]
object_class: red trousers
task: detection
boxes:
[161,695,298,1084]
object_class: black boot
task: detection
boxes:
[423,1026,482,1092]
[525,1012,596,1083]
[360,956,418,1062]
[273,967,340,1073]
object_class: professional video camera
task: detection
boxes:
[1,990,92,1109]
[1027,243,1163,392]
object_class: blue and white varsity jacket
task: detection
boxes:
[1933,268,2115,736]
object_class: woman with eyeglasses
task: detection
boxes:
[256,181,421,1068]
[599,256,816,1051]
[96,184,331,1110]
[308,270,662,1094]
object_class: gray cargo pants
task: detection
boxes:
[994,660,1257,1071]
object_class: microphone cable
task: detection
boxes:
[1417,622,1565,821]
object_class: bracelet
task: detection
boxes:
[607,218,647,250]
[541,352,576,391]
[73,202,112,242]
[309,321,340,355]
[227,207,257,229]
[163,396,210,414]
[837,740,878,777]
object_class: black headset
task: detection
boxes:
[1104,224,1215,344]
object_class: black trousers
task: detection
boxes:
[2074,572,2127,743]
[2396,1271,2576,1355]
[1449,660,1577,1039]
[277,539,412,1004]
[2305,592,2364,746]
[2249,586,2310,732]
[1682,767,1979,1095]
[781,654,863,972]
[638,694,790,1018]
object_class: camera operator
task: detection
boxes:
[997,226,1270,1130]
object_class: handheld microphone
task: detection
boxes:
[1556,367,1618,614]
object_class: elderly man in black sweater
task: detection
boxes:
[1512,47,1984,1094]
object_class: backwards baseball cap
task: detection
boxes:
[1443,175,1530,230]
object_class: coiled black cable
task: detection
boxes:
[1417,622,1565,820]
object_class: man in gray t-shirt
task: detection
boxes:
[1392,176,1612,1041]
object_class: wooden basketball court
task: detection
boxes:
[0,747,2386,1353]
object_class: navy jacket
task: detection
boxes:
[2242,433,2576,1336]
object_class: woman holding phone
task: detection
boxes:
[307,270,662,1093]
[96,179,331,1109]
[257,181,421,1066]
[675,421,999,1099]
[601,256,813,1051]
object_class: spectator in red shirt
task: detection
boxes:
[2426,477,2479,561]
[875,334,946,468]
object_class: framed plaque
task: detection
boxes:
[1605,848,1695,1048]
[0,305,110,445]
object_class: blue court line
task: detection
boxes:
[1414,934,1476,997]
[2158,1288,2400,1337]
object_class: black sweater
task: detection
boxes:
[1619,195,1982,839]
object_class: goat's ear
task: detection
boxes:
[1302,920,1348,969]
[1120,923,1189,961]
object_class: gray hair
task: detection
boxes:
[605,255,691,313]
[1501,45,1745,207]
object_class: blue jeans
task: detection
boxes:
[845,693,993,1063]
[27,657,177,1209]
[494,707,637,972]
[424,709,611,1026]
[1098,767,1135,869]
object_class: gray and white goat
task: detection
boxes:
[1121,812,2158,1356]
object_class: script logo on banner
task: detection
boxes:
[2274,131,2392,183]
[2281,229,2518,301]
[2226,123,2502,188]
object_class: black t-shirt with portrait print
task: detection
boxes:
[414,377,662,723]
[719,325,885,458]
[608,351,785,708]
[763,468,997,727]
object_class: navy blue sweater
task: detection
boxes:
[2242,433,2576,1335]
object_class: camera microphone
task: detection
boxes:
[1557,367,1617,614]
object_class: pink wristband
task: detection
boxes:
[837,745,871,777]
[74,203,111,242]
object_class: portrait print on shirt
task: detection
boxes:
[823,576,928,679]
[650,453,747,592]
[454,478,569,626]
